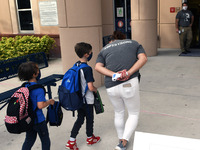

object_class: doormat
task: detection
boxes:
[179,49,200,57]
[133,132,200,150]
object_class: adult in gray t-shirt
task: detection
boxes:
[175,2,194,54]
[176,10,193,27]
[96,39,146,88]
[95,31,147,150]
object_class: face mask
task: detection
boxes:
[87,52,93,61]
[36,70,41,81]
[183,6,188,10]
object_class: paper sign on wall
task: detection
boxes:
[39,1,58,26]
[117,7,124,17]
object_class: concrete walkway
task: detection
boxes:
[0,48,200,150]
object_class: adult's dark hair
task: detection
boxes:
[111,30,126,40]
[18,61,38,81]
[75,42,92,58]
[182,2,188,6]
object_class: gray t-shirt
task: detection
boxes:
[176,10,193,27]
[96,39,145,88]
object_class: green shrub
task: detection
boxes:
[0,35,55,61]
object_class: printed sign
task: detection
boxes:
[117,7,124,17]
[170,7,175,13]
[39,1,58,26]
[118,21,124,28]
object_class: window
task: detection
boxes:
[16,0,34,33]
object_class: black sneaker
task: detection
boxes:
[186,50,191,53]
[181,51,187,54]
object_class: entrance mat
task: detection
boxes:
[179,49,200,57]
[133,132,200,150]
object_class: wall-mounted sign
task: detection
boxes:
[118,21,124,28]
[170,7,175,13]
[117,7,124,17]
[39,1,58,26]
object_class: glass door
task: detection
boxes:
[114,0,131,39]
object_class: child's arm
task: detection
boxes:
[88,82,97,93]
[37,99,55,109]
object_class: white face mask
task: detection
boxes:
[183,6,188,10]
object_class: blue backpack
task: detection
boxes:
[58,62,89,114]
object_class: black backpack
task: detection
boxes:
[46,101,63,126]
[4,83,45,134]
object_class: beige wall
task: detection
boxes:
[157,0,160,47]
[132,0,157,56]
[101,0,114,36]
[57,0,103,87]
[158,0,182,48]
[0,1,13,33]
[1,0,59,34]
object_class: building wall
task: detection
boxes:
[100,0,183,50]
[131,0,157,56]
[57,0,103,87]
[0,0,186,60]
[101,0,114,36]
[0,1,13,33]
[0,0,60,58]
[1,0,59,34]
[157,0,182,48]
[101,0,158,56]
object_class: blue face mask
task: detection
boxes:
[87,52,93,61]
[36,70,41,81]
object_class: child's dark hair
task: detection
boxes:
[75,42,92,58]
[111,30,126,40]
[18,61,38,81]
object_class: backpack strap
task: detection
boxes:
[28,84,46,94]
[78,63,92,118]
[72,62,90,117]
[78,62,89,96]
[21,82,46,123]
[21,82,46,94]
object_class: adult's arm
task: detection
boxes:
[175,18,179,32]
[190,16,194,27]
[126,53,147,77]
[95,53,147,78]
[95,63,114,77]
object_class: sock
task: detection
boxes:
[87,136,92,139]
[70,137,76,141]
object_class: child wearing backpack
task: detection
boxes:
[18,61,55,150]
[65,42,101,150]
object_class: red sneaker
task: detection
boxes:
[86,135,101,145]
[66,140,79,150]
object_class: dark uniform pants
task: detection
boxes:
[70,104,94,138]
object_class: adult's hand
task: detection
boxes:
[117,69,130,81]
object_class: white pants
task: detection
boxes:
[106,77,140,141]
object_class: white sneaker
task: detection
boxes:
[115,141,127,150]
